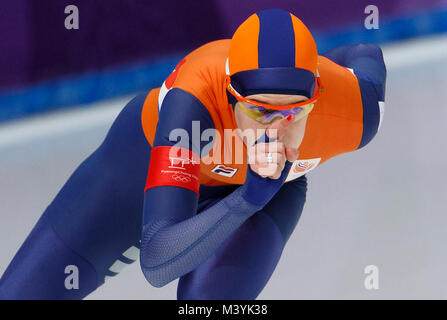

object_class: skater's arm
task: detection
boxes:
[321,43,386,100]
[140,90,289,287]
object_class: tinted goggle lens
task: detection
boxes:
[237,101,314,124]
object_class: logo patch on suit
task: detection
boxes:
[285,158,321,182]
[211,165,238,178]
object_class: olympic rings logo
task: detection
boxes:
[172,174,191,183]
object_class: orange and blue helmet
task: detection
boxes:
[226,8,318,98]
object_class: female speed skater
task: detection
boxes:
[0,8,386,299]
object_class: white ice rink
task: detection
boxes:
[1,34,447,299]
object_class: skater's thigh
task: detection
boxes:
[46,93,152,282]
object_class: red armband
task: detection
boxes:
[145,146,200,196]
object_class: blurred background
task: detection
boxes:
[1,0,446,299]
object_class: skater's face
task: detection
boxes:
[234,94,309,150]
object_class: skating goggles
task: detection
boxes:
[225,76,323,124]
[235,101,314,124]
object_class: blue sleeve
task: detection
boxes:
[321,43,386,100]
[322,44,387,148]
[140,93,291,287]
[177,175,307,299]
